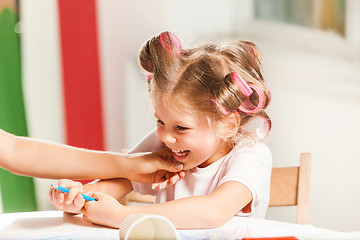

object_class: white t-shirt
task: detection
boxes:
[130,129,272,218]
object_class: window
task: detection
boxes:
[254,0,345,36]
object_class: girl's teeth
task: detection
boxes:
[173,150,188,156]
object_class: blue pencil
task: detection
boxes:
[51,184,96,201]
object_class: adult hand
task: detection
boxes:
[125,148,185,188]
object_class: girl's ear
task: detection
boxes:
[219,112,241,139]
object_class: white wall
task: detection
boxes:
[257,38,360,231]
[119,0,241,148]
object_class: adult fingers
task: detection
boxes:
[153,149,183,172]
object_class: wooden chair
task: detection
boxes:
[269,153,312,225]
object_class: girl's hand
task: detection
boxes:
[81,192,124,228]
[152,170,186,190]
[49,179,85,214]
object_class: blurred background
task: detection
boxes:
[0,0,359,232]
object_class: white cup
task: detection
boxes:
[119,214,178,240]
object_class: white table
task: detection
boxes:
[0,211,118,240]
[0,211,356,239]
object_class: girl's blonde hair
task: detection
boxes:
[139,31,272,146]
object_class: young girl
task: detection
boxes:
[49,31,272,229]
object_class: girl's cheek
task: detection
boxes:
[156,128,163,141]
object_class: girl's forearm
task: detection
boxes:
[1,130,128,179]
[84,179,132,200]
[117,182,252,229]
[123,195,231,229]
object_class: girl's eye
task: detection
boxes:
[176,125,189,131]
[157,120,165,126]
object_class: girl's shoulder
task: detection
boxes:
[228,141,272,167]
[234,140,271,155]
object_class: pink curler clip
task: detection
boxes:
[231,72,253,97]
[212,99,229,115]
[159,31,183,55]
[230,72,264,113]
[146,74,153,81]
[238,86,265,113]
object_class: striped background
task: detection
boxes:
[0,3,37,213]
[21,0,119,153]
[20,0,127,210]
[1,0,147,212]
[8,0,163,211]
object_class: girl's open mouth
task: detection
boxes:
[172,149,190,160]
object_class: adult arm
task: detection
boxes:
[0,129,182,182]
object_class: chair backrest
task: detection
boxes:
[269,153,312,224]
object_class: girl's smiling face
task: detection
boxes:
[154,97,231,170]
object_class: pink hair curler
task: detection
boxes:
[230,72,264,113]
[238,86,265,113]
[159,31,183,55]
[231,72,252,97]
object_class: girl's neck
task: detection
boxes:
[198,141,233,168]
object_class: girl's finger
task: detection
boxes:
[73,192,85,208]
[58,192,65,204]
[170,174,180,184]
[82,214,91,223]
[48,187,55,204]
[151,183,160,190]
[51,191,64,210]
[158,179,169,190]
[179,171,186,178]
[67,186,82,205]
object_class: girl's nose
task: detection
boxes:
[161,130,176,144]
